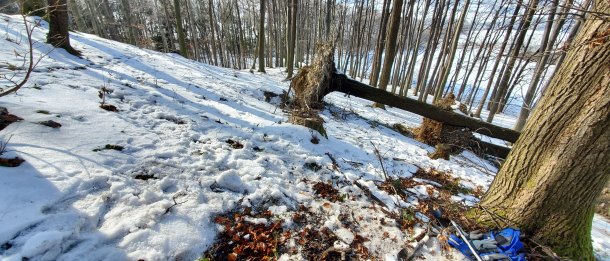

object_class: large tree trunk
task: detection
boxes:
[480,1,610,258]
[47,0,80,56]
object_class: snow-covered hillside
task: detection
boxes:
[0,15,608,261]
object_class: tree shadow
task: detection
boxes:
[0,160,128,260]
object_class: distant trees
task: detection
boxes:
[57,0,585,121]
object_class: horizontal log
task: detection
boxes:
[327,73,520,143]
[475,139,511,159]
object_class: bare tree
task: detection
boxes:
[257,0,266,72]
[173,0,187,57]
[378,0,404,91]
[0,15,44,97]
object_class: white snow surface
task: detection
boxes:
[0,15,608,260]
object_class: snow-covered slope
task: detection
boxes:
[0,15,608,261]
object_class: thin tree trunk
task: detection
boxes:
[368,0,390,87]
[378,0,404,91]
[513,0,559,130]
[286,0,297,78]
[173,0,188,57]
[120,0,137,45]
[486,0,539,123]
[434,0,470,101]
[208,0,219,65]
[258,0,266,72]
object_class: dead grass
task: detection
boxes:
[376,167,485,232]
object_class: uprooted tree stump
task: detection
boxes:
[415,94,475,160]
[287,43,517,158]
[287,43,335,137]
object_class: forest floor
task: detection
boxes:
[1,15,609,260]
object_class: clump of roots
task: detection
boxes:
[415,94,474,159]
[290,43,335,110]
[288,43,335,136]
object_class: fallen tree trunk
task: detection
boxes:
[327,73,520,143]
[475,139,511,159]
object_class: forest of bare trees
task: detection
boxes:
[10,0,588,128]
[1,0,608,259]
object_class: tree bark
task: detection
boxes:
[368,0,390,87]
[325,0,332,40]
[378,0,404,91]
[257,0,266,72]
[47,0,80,56]
[173,0,188,57]
[286,0,297,78]
[480,1,610,258]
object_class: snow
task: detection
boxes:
[0,14,608,260]
[593,216,610,260]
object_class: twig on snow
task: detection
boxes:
[164,193,188,215]
[370,141,389,181]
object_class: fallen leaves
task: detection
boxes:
[226,139,244,149]
[0,157,25,167]
[313,182,343,202]
[207,211,287,260]
[0,107,23,132]
[93,144,124,152]
[37,120,62,128]
[100,104,118,112]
